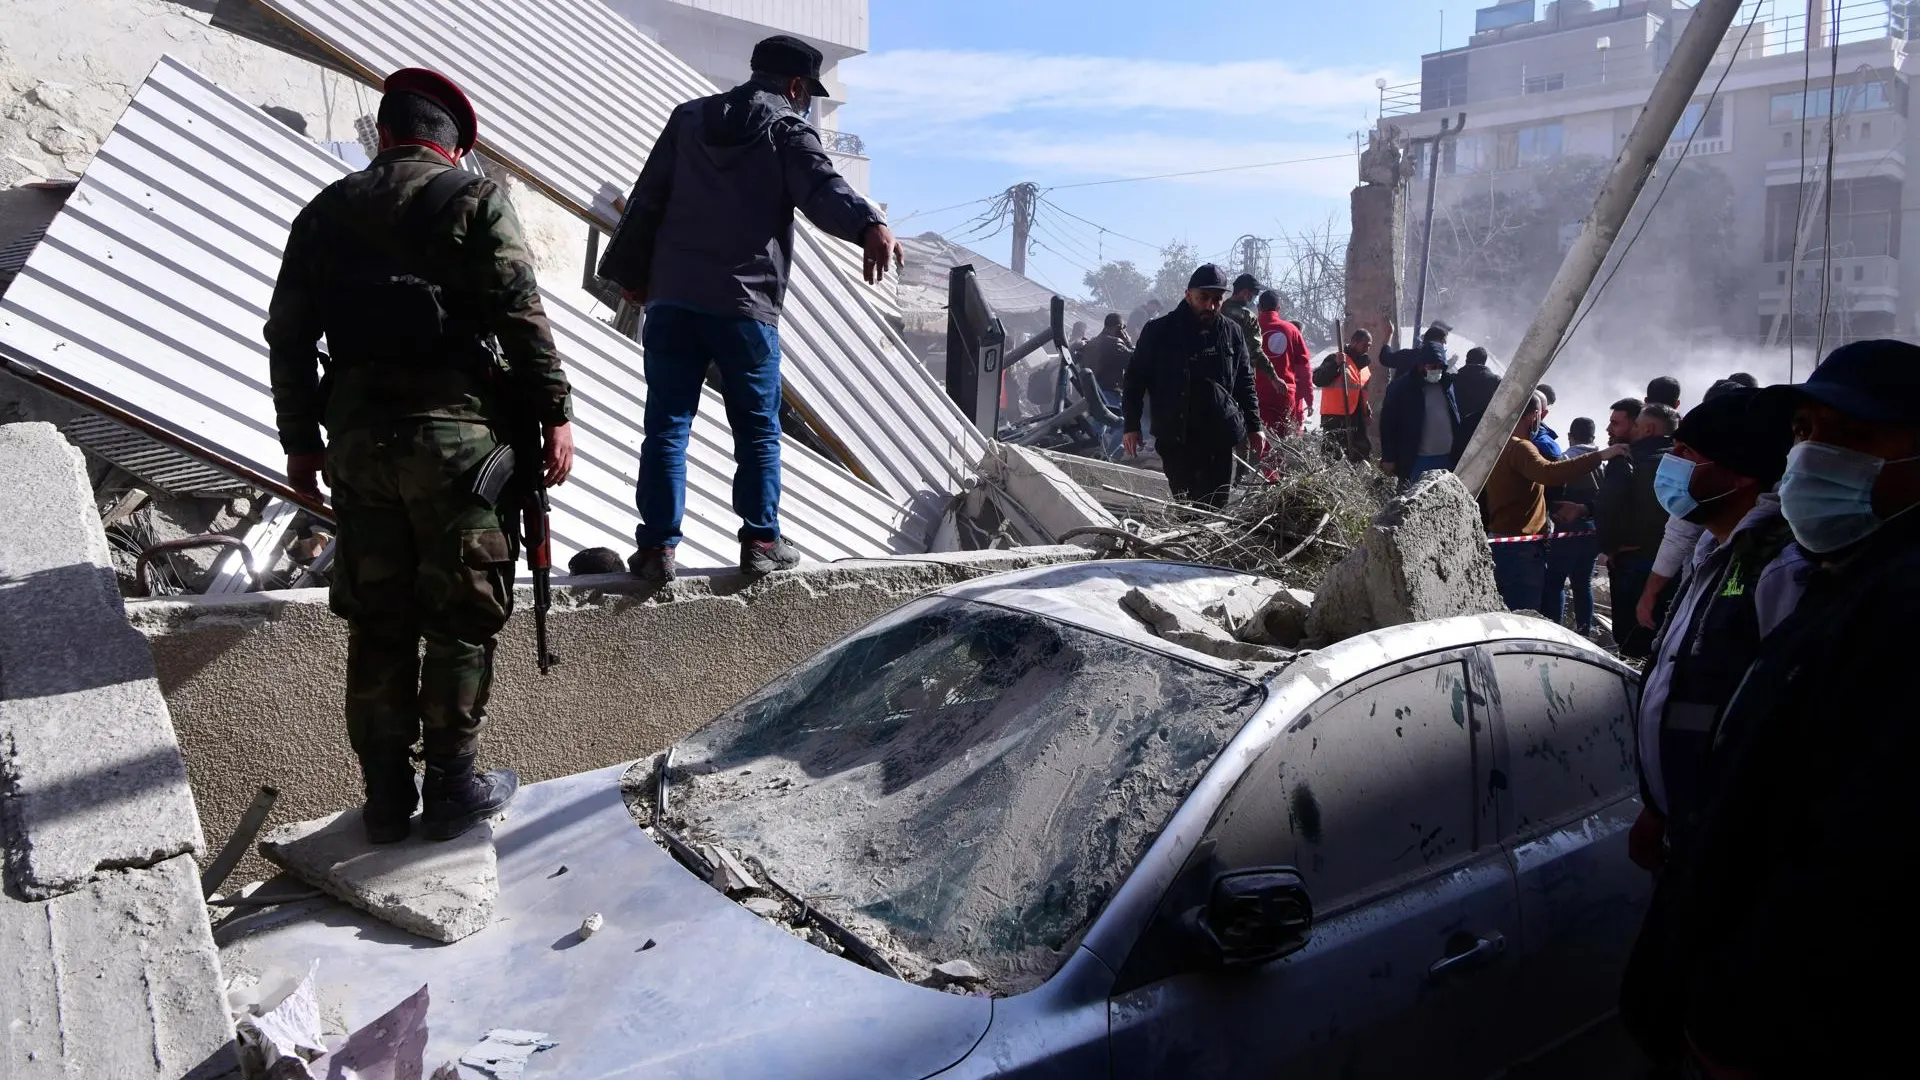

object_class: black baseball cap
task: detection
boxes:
[1754,338,1920,427]
[1187,263,1232,292]
[1675,387,1791,483]
[751,35,830,99]
[1231,272,1261,294]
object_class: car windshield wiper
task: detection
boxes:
[650,748,716,882]
[650,749,900,982]
[750,857,901,981]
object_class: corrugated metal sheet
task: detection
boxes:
[251,0,982,524]
[0,56,913,571]
[60,414,253,497]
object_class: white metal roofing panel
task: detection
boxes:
[0,57,913,573]
[250,0,982,520]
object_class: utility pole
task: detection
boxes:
[1452,0,1745,495]
[1410,115,1465,336]
[1234,235,1270,283]
[1009,182,1038,276]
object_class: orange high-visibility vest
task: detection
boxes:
[1320,354,1371,416]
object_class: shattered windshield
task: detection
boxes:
[659,598,1263,995]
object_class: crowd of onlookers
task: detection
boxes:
[1107,267,1911,1076]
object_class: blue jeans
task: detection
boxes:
[1542,534,1599,632]
[1490,543,1547,613]
[1408,454,1451,483]
[636,304,782,549]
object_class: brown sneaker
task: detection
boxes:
[628,546,677,584]
[740,538,800,575]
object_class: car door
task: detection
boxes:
[1484,644,1651,1058]
[1107,653,1525,1080]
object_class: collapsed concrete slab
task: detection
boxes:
[0,855,234,1078]
[1122,587,1292,664]
[1304,471,1503,646]
[260,810,499,944]
[980,442,1117,545]
[0,422,204,898]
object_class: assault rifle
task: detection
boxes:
[471,417,558,675]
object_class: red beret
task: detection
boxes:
[383,68,478,151]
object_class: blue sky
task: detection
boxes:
[839,1,1502,300]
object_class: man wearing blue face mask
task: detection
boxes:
[1618,388,1804,1074]
[1621,340,1920,1078]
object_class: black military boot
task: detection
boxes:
[420,753,519,842]
[359,755,419,845]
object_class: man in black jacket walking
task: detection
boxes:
[600,35,902,583]
[1121,264,1264,507]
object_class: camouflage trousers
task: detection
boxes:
[326,420,515,765]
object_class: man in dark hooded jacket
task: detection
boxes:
[600,35,902,583]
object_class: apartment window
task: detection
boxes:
[1778,270,1787,284]
[1523,72,1565,95]
[1783,130,1794,149]
[1765,177,1902,261]
[1496,122,1564,170]
[1672,100,1725,143]
[1863,121,1873,139]
[1771,79,1895,123]
[1854,264,1865,282]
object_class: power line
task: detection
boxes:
[1552,1,1762,367]
[891,196,993,225]
[1042,151,1353,191]
[1036,196,1161,253]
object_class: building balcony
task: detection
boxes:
[1757,254,1900,315]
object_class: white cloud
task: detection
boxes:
[841,48,1405,125]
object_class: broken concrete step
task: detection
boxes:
[260,809,499,943]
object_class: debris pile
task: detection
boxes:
[1303,470,1504,645]
[1077,436,1394,586]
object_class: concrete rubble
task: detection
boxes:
[0,420,235,1078]
[1121,586,1295,663]
[260,810,501,944]
[0,422,205,898]
[1304,471,1504,646]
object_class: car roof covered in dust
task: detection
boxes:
[937,560,1286,676]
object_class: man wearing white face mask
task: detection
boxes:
[1621,340,1920,1079]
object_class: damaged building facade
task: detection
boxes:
[1385,0,1920,344]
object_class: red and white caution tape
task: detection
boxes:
[1486,526,1598,545]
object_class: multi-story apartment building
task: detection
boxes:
[1386,0,1915,341]
[607,0,872,192]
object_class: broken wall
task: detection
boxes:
[135,546,1092,886]
[0,421,232,1077]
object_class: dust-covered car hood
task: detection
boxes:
[218,765,990,1080]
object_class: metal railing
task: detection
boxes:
[1380,79,1423,118]
[824,130,866,156]
[1392,1,1900,117]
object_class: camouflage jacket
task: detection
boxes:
[1221,297,1276,380]
[265,146,571,455]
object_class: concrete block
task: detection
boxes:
[984,442,1116,544]
[1305,471,1503,646]
[0,854,235,1079]
[1245,587,1318,648]
[260,809,499,944]
[1201,582,1289,639]
[0,422,203,898]
[1122,587,1292,664]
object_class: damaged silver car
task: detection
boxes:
[638,560,1651,1078]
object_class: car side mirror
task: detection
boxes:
[1187,867,1313,968]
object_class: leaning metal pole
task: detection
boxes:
[1452,0,1745,495]
[1411,115,1462,336]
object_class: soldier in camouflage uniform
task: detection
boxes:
[1222,273,1279,386]
[265,69,574,844]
